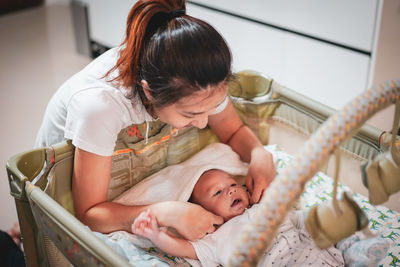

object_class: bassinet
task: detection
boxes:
[7,70,400,266]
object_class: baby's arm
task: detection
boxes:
[132,210,198,259]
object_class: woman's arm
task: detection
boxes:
[208,100,276,204]
[132,210,197,259]
[72,148,223,238]
[72,147,150,232]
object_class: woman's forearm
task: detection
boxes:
[80,201,172,233]
[226,124,266,163]
[72,149,183,234]
[208,101,269,163]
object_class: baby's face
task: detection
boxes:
[192,169,250,221]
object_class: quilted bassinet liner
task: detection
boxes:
[7,70,399,266]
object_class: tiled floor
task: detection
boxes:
[0,4,90,230]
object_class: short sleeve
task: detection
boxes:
[190,235,220,266]
[65,89,125,156]
[192,211,253,266]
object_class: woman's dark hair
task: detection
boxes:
[106,0,232,108]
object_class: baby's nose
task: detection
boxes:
[228,187,237,195]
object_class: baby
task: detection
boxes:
[132,169,388,266]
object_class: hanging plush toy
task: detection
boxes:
[361,102,400,205]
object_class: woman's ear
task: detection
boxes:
[141,80,153,102]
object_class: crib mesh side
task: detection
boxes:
[30,199,98,267]
[42,234,71,267]
[270,102,382,161]
[232,77,384,161]
[27,182,130,267]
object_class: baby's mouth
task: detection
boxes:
[231,198,242,207]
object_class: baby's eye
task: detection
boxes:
[214,190,222,196]
[231,183,237,187]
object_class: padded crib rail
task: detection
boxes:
[7,148,48,200]
[229,79,400,266]
[231,71,385,163]
[26,181,130,266]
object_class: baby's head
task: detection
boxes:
[191,169,249,221]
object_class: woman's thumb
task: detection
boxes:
[245,174,254,194]
[213,215,224,226]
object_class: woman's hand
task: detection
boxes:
[208,100,276,204]
[154,201,223,241]
[246,146,276,204]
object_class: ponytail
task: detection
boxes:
[106,0,185,89]
[106,0,232,108]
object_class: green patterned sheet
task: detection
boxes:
[270,145,400,267]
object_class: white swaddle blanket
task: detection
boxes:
[113,142,249,205]
[100,143,248,266]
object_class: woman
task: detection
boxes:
[35,0,275,241]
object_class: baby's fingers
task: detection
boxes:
[132,221,144,235]
[148,213,158,229]
[132,210,151,232]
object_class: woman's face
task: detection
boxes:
[153,83,227,129]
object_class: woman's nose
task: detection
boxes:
[192,116,208,129]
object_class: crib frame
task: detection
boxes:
[6,70,394,266]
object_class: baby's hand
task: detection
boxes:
[132,210,160,241]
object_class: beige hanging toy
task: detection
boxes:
[361,102,400,205]
[305,150,369,249]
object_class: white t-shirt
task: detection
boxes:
[190,206,344,267]
[35,47,228,156]
[34,47,160,155]
[35,47,157,156]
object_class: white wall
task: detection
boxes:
[189,0,378,52]
[86,0,379,110]
[0,4,90,232]
[46,0,70,5]
[367,0,400,131]
[185,2,375,110]
[86,0,134,47]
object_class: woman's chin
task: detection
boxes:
[177,124,192,130]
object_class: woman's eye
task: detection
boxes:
[182,114,194,119]
[214,190,222,196]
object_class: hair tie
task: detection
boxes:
[168,9,185,19]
